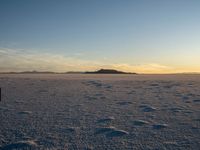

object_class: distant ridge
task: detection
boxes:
[0,71,84,74]
[0,69,137,74]
[1,70,200,75]
[85,69,137,74]
[0,71,57,74]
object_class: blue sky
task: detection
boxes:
[0,0,200,73]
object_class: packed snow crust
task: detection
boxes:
[0,74,200,149]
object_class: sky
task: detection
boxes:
[0,0,200,73]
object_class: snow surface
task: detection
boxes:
[0,74,200,149]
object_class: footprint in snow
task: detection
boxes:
[153,124,168,129]
[97,116,115,123]
[169,107,183,113]
[59,127,78,133]
[18,111,32,115]
[106,129,129,138]
[0,107,10,112]
[95,126,116,135]
[116,101,133,106]
[95,126,129,138]
[150,83,159,87]
[1,140,38,150]
[193,99,200,103]
[133,120,149,126]
[139,105,157,112]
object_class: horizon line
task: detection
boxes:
[0,70,200,75]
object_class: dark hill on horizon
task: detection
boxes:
[85,69,137,74]
[0,69,137,74]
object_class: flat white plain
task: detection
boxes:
[0,74,200,149]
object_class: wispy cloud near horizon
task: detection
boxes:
[0,48,199,74]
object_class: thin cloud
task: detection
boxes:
[0,48,190,73]
[106,63,173,74]
[0,48,103,72]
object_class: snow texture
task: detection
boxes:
[0,74,200,149]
